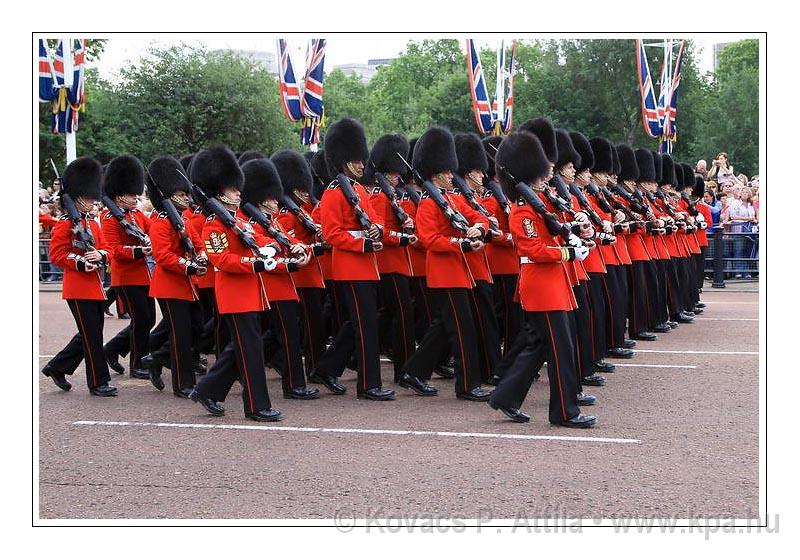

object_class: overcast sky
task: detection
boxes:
[83,34,734,81]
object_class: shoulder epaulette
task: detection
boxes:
[58,215,69,221]
[482,191,493,199]
[101,210,113,219]
[158,211,168,219]
[279,207,289,214]
[193,207,204,215]
[206,214,217,222]
[517,198,526,206]
[371,186,382,195]
[420,192,430,199]
[327,179,339,190]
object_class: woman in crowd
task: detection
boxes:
[726,187,757,279]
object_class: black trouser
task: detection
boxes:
[679,256,698,309]
[665,259,683,318]
[653,259,670,326]
[492,274,522,358]
[313,280,382,391]
[602,265,628,349]
[469,280,502,382]
[694,249,706,292]
[323,280,345,342]
[586,273,607,362]
[297,287,327,374]
[194,287,216,355]
[410,276,433,343]
[194,312,271,413]
[46,299,111,390]
[403,287,481,395]
[642,259,661,330]
[628,261,650,335]
[157,298,196,392]
[148,317,170,365]
[572,282,594,380]
[212,295,230,359]
[263,300,307,392]
[103,285,155,370]
[379,274,416,382]
[492,310,581,424]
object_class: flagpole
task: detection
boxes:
[62,37,76,163]
[493,40,505,136]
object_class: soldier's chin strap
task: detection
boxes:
[345,162,363,180]
[218,193,240,207]
[170,194,190,211]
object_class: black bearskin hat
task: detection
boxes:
[660,154,676,186]
[271,149,313,193]
[495,131,551,199]
[555,128,581,169]
[692,175,706,199]
[481,136,503,178]
[454,132,488,176]
[611,144,621,176]
[179,154,195,176]
[190,145,244,197]
[238,150,268,166]
[589,137,614,174]
[103,155,145,198]
[412,126,459,181]
[570,132,594,173]
[146,156,193,210]
[369,134,410,176]
[241,158,283,205]
[324,117,369,175]
[634,149,656,182]
[616,145,639,182]
[681,163,695,189]
[652,152,663,184]
[673,162,684,189]
[309,150,330,201]
[519,117,557,164]
[62,157,103,200]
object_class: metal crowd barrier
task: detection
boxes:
[704,226,759,288]
[38,237,63,282]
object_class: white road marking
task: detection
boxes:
[693,318,758,321]
[635,349,758,356]
[700,301,759,304]
[72,420,640,445]
[39,355,55,358]
[613,363,697,369]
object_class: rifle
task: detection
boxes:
[395,152,470,234]
[680,191,699,216]
[101,195,151,247]
[241,202,294,249]
[176,168,267,257]
[51,159,96,253]
[279,194,325,240]
[146,170,200,263]
[335,173,375,231]
[565,182,616,245]
[398,183,422,206]
[482,176,511,216]
[373,171,412,234]
[452,174,501,237]
[602,183,646,227]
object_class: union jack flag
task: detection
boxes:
[50,39,87,134]
[277,39,303,122]
[300,39,326,146]
[38,39,57,102]
[466,39,495,135]
[636,39,662,138]
[501,40,517,134]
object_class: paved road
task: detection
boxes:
[37,289,759,520]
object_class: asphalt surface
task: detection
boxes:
[37,287,759,520]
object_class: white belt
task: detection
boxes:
[520,257,533,264]
[348,230,366,238]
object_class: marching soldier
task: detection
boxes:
[100,155,155,379]
[365,134,437,395]
[489,131,596,428]
[42,157,117,396]
[238,157,320,400]
[188,145,283,422]
[401,126,492,401]
[145,156,207,398]
[315,118,396,401]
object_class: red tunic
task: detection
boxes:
[400,197,427,277]
[696,203,713,247]
[450,192,492,283]
[415,189,488,289]
[511,196,577,312]
[482,193,519,275]
[368,186,414,276]
[311,204,334,280]
[319,180,384,282]
[184,207,216,290]
[49,215,106,300]
[275,203,325,289]
[237,209,300,302]
[149,212,203,301]
[201,213,271,314]
[100,208,152,287]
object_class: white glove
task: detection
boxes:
[259,244,278,259]
[696,214,707,229]
[567,234,583,248]
[574,246,590,261]
[261,257,277,271]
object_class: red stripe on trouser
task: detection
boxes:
[601,274,615,344]
[587,281,597,358]
[544,312,569,421]
[119,286,137,367]
[275,305,294,390]
[391,276,410,363]
[502,277,511,351]
[629,269,638,333]
[231,315,255,413]
[163,300,181,388]
[420,282,432,323]
[446,290,469,394]
[71,300,97,387]
[348,283,368,391]
[641,272,651,327]
[471,290,490,373]
[301,297,316,369]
